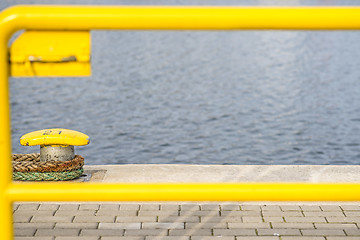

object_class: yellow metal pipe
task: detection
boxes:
[1,4,360,240]
[0,10,12,195]
[0,197,12,240]
[6,183,360,201]
[0,6,14,240]
[1,5,360,32]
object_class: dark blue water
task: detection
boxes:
[3,0,360,165]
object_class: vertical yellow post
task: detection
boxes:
[0,198,12,240]
[0,11,14,240]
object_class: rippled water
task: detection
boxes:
[3,0,360,165]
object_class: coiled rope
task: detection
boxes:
[12,154,84,181]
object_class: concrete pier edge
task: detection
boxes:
[84,164,360,183]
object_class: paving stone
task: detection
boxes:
[261,206,281,211]
[78,204,100,210]
[14,223,54,229]
[180,210,220,217]
[13,203,20,211]
[228,223,270,229]
[344,211,360,217]
[285,217,326,223]
[99,223,141,229]
[281,237,325,240]
[326,217,360,223]
[13,215,33,223]
[142,222,184,229]
[186,222,227,229]
[270,223,314,229]
[138,211,178,217]
[241,216,263,223]
[341,205,360,211]
[236,237,279,240]
[97,210,137,217]
[102,237,144,240]
[35,229,80,236]
[180,204,200,211]
[300,206,322,211]
[192,237,234,240]
[314,223,357,229]
[262,211,303,217]
[221,204,241,211]
[263,217,284,222]
[320,206,342,211]
[31,216,73,223]
[55,210,96,216]
[140,205,160,211]
[169,229,212,236]
[38,204,59,211]
[17,204,39,211]
[280,205,301,211]
[55,223,98,229]
[14,228,36,236]
[111,210,138,217]
[55,237,99,240]
[80,229,124,236]
[201,216,242,223]
[301,229,345,236]
[73,215,115,223]
[213,229,256,236]
[327,237,360,240]
[115,216,157,223]
[200,204,220,211]
[58,204,79,211]
[15,237,53,240]
[120,204,140,211]
[160,204,179,211]
[14,211,55,218]
[257,228,301,236]
[124,229,168,236]
[146,237,189,240]
[344,228,360,235]
[221,211,261,217]
[303,211,344,217]
[158,216,199,222]
[240,205,261,211]
[99,204,120,210]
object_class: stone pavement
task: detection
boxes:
[13,164,360,239]
[13,202,360,240]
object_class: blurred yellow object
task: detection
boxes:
[10,31,91,77]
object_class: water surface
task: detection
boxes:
[3,0,360,165]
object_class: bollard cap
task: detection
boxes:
[20,128,90,146]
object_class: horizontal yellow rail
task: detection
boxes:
[1,5,360,34]
[6,182,360,201]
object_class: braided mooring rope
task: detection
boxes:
[13,168,84,181]
[12,154,84,181]
[12,154,84,172]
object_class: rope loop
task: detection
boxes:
[12,153,84,181]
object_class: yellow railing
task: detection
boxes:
[2,5,360,239]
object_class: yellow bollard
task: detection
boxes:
[20,128,90,162]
